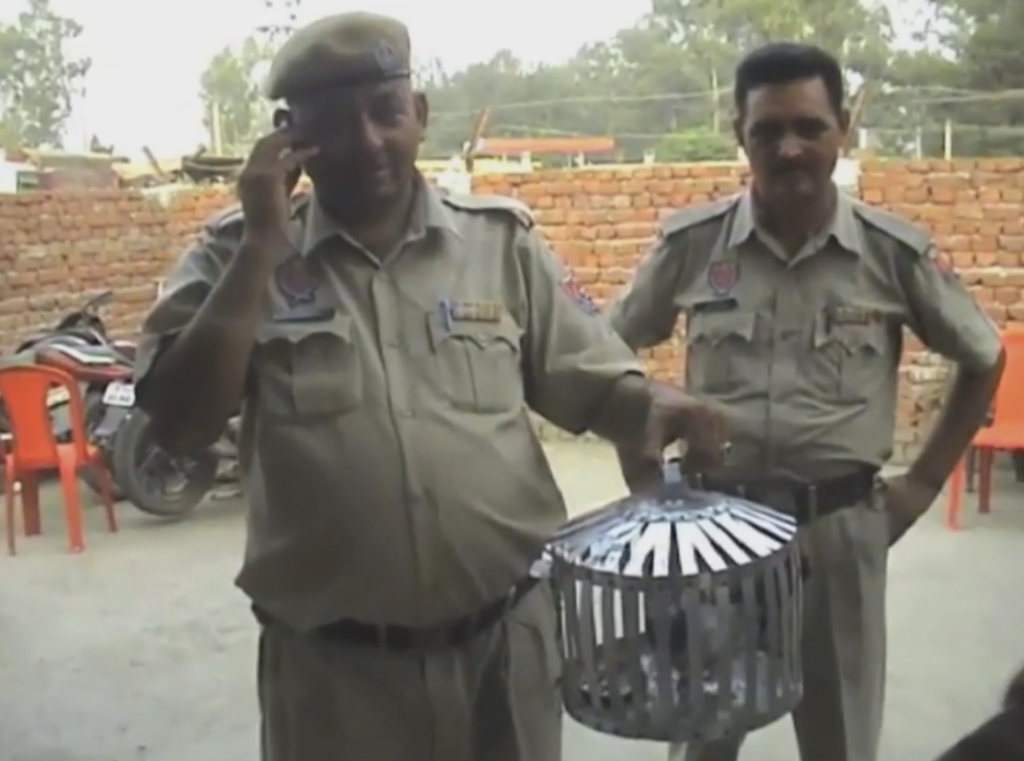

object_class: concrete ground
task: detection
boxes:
[1,441,1022,761]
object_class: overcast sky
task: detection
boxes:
[7,0,646,157]
[6,0,921,158]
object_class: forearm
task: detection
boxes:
[589,373,667,492]
[588,373,652,445]
[908,351,1006,488]
[146,238,275,453]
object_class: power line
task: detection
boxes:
[434,122,1024,140]
[427,87,1024,120]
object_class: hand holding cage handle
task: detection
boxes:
[664,447,812,588]
[664,441,731,488]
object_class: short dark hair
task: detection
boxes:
[734,42,845,117]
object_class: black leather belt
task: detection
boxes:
[696,466,879,524]
[253,577,538,651]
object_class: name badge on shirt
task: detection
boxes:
[275,306,336,323]
[439,299,503,326]
[692,297,738,314]
[828,305,881,326]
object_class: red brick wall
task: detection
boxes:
[0,187,231,340]
[474,160,1024,459]
[1,159,1020,460]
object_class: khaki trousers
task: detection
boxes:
[258,585,562,761]
[669,492,890,761]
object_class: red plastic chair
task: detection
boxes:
[0,364,117,554]
[947,326,1024,529]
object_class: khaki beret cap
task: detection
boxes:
[266,11,411,101]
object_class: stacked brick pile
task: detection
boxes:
[0,186,233,340]
[860,159,1024,458]
[1,159,1022,459]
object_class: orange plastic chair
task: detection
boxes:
[0,364,117,554]
[947,326,1024,529]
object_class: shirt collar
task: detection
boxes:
[299,174,461,257]
[727,186,862,257]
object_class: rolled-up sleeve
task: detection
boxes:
[134,229,233,412]
[607,232,687,351]
[516,228,642,434]
[900,247,1003,372]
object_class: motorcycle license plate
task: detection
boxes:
[47,386,70,405]
[102,382,135,407]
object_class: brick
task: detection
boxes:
[2,160,1020,463]
[475,160,1024,461]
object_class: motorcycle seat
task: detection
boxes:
[36,347,131,383]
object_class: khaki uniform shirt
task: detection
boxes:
[609,189,1002,482]
[135,181,640,631]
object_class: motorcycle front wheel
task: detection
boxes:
[111,409,218,519]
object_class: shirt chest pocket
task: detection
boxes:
[809,317,888,402]
[253,314,362,420]
[427,315,523,414]
[685,310,757,395]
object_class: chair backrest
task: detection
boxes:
[0,364,89,468]
[991,326,1024,429]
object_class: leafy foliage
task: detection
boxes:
[0,0,91,149]
[202,0,1024,160]
[199,37,273,154]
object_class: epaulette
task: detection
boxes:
[851,199,931,257]
[204,203,245,232]
[441,192,535,229]
[203,192,312,234]
[658,195,738,239]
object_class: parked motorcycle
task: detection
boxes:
[5,290,223,518]
[0,291,133,444]
[99,279,236,518]
[103,405,222,519]
[33,340,135,499]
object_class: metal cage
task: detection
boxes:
[543,484,805,745]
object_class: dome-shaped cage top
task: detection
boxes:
[549,485,799,582]
[543,484,805,745]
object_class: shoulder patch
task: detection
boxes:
[851,199,932,257]
[441,192,535,229]
[658,194,738,240]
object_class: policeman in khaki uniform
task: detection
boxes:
[134,12,728,761]
[609,44,1005,761]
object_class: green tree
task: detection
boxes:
[239,0,1023,160]
[419,2,902,160]
[655,128,736,161]
[199,37,273,155]
[651,0,895,76]
[0,0,91,149]
[924,0,1024,155]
